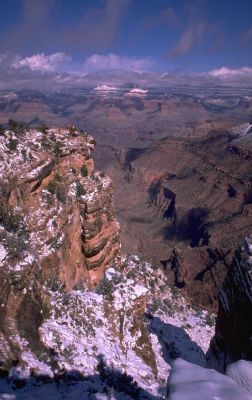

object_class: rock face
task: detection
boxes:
[0,126,121,367]
[112,130,252,309]
[207,236,252,371]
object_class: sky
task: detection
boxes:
[0,0,252,89]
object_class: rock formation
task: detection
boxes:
[0,126,121,367]
[207,236,252,371]
[112,130,252,309]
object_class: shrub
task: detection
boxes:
[8,120,26,137]
[41,135,51,150]
[39,124,49,134]
[47,180,57,195]
[47,179,66,203]
[56,185,66,203]
[205,312,215,327]
[80,164,88,177]
[149,299,160,313]
[7,138,18,151]
[21,149,27,160]
[54,141,63,157]
[73,279,87,291]
[68,126,76,134]
[5,234,27,260]
[96,277,114,298]
[10,272,26,290]
[41,303,52,319]
[45,277,65,292]
[0,205,22,232]
[0,124,4,136]
[54,171,62,182]
[46,236,62,250]
[90,139,96,146]
[76,181,85,197]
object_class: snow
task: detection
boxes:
[168,358,252,400]
[25,160,52,181]
[231,122,252,137]
[0,244,7,262]
[93,85,118,92]
[126,88,148,96]
[0,255,223,399]
[226,360,252,394]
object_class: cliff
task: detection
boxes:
[207,235,252,371]
[113,130,252,309]
[0,126,121,367]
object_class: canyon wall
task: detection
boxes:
[113,131,252,309]
[0,127,121,367]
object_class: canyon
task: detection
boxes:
[0,88,251,399]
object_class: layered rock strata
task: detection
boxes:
[114,130,252,309]
[0,127,121,367]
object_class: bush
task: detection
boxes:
[0,124,4,136]
[56,185,66,203]
[76,181,85,197]
[80,164,88,177]
[54,171,62,182]
[41,303,52,319]
[39,124,49,134]
[90,139,96,146]
[10,272,26,290]
[7,138,18,151]
[8,120,26,137]
[68,126,76,134]
[41,135,51,150]
[47,179,66,203]
[0,205,23,232]
[21,149,27,160]
[5,234,27,260]
[47,180,57,195]
[205,312,215,327]
[96,277,114,298]
[46,236,62,250]
[73,279,87,291]
[45,277,65,292]
[54,141,63,157]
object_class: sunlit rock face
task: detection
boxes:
[0,126,121,368]
[167,358,252,400]
[207,236,252,371]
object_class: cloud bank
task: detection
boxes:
[208,66,252,78]
[83,54,153,73]
[12,52,71,72]
[0,51,252,91]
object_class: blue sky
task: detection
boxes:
[0,0,251,73]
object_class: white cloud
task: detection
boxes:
[12,52,71,72]
[208,66,252,78]
[83,53,153,73]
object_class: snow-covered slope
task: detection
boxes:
[0,256,216,399]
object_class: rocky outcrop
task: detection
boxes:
[0,126,121,368]
[207,236,252,371]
